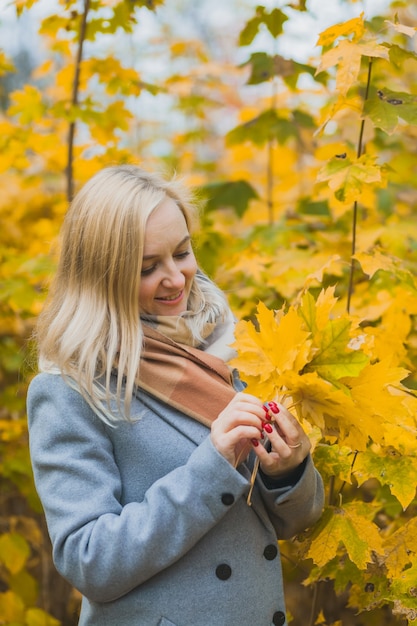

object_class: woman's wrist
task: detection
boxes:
[259,457,307,489]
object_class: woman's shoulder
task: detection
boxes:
[27,371,92,415]
[28,371,76,396]
[27,371,107,435]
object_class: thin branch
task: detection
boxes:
[346,58,373,313]
[308,581,320,626]
[66,0,91,203]
[267,36,278,226]
[267,139,275,225]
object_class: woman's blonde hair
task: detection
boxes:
[36,164,228,423]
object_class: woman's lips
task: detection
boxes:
[155,290,184,304]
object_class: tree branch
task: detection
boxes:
[66,0,91,203]
[346,58,373,313]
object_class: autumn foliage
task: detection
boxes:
[1,0,417,624]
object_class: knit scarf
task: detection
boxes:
[137,314,237,428]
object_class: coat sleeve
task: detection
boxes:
[27,374,249,603]
[233,370,325,538]
[257,455,325,539]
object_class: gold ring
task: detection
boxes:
[288,442,302,449]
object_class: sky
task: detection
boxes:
[0,0,392,154]
[0,0,393,64]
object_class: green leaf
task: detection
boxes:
[263,7,288,38]
[239,10,262,46]
[242,52,287,85]
[306,317,369,381]
[242,52,321,89]
[283,60,327,89]
[297,198,330,216]
[316,154,382,204]
[201,181,258,217]
[239,6,288,46]
[364,88,417,134]
[355,448,417,510]
[388,43,417,69]
[0,533,30,574]
[226,109,297,147]
[9,569,38,607]
[131,0,165,9]
[313,443,354,484]
[292,108,316,129]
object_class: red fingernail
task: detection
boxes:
[268,402,280,414]
[264,423,273,434]
[262,405,272,420]
[251,439,259,447]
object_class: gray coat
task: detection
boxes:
[27,373,324,626]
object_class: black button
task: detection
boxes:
[215,564,232,580]
[221,492,235,506]
[263,544,278,560]
[272,610,286,626]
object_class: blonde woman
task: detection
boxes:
[27,165,324,626]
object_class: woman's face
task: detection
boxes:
[139,196,198,316]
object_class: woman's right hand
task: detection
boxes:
[210,392,265,467]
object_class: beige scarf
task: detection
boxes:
[137,315,237,428]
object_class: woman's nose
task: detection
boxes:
[162,261,185,288]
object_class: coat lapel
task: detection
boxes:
[135,389,209,447]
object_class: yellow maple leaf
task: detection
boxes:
[317,13,365,47]
[363,325,409,367]
[307,501,383,569]
[8,86,46,124]
[354,249,401,278]
[303,256,342,292]
[317,153,384,206]
[14,0,38,16]
[0,51,14,75]
[315,93,364,136]
[344,360,409,417]
[385,20,417,38]
[283,370,368,448]
[382,517,417,579]
[299,287,338,334]
[230,302,312,383]
[317,40,389,96]
[224,245,270,283]
[0,590,25,623]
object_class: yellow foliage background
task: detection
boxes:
[1,1,417,624]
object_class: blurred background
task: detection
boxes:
[1,1,416,625]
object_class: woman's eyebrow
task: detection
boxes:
[142,235,191,261]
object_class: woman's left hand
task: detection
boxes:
[254,401,311,479]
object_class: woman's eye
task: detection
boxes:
[141,265,156,276]
[175,251,190,259]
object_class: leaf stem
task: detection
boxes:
[339,450,358,497]
[66,0,91,203]
[347,58,373,313]
[308,581,320,626]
